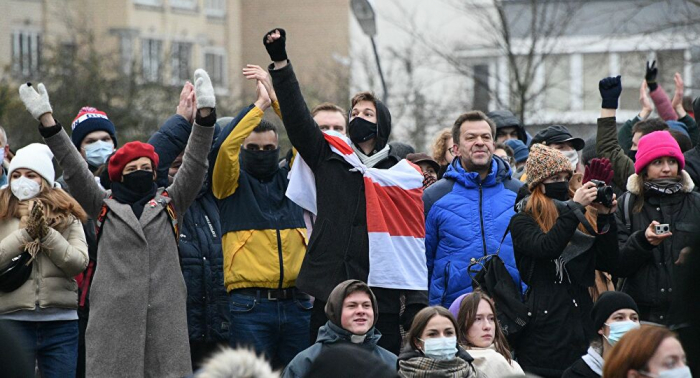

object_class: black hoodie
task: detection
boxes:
[487,110,527,143]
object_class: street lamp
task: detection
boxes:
[351,0,388,105]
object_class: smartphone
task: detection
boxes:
[655,224,670,235]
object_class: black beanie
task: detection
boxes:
[591,291,639,331]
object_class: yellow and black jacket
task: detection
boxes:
[211,102,306,292]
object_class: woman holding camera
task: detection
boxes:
[614,129,700,326]
[509,144,620,378]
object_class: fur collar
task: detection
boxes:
[626,170,695,195]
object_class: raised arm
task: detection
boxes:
[19,83,107,219]
[259,28,330,171]
[670,73,699,146]
[597,76,635,190]
[646,61,678,121]
[166,69,216,216]
[148,82,196,187]
[211,79,271,199]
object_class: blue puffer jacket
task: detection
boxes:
[423,155,525,307]
[148,115,229,343]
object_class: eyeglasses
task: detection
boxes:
[447,147,455,155]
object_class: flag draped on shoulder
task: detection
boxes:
[286,131,427,290]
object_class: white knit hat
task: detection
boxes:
[8,143,56,187]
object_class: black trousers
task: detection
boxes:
[309,299,401,355]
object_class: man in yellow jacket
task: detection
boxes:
[211,76,308,368]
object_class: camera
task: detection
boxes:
[590,179,614,208]
[655,224,670,235]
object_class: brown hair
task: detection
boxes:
[311,102,348,123]
[524,185,597,234]
[351,91,378,109]
[603,325,677,378]
[451,111,497,145]
[405,306,459,352]
[456,291,512,364]
[632,118,668,135]
[0,179,87,223]
[432,128,453,165]
[495,143,514,159]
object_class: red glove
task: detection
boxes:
[583,158,614,185]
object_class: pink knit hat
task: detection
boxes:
[634,130,685,174]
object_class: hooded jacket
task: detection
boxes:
[423,155,524,307]
[487,110,528,144]
[615,170,700,324]
[283,280,395,377]
[269,63,422,317]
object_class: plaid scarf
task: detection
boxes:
[398,356,473,378]
[643,178,683,196]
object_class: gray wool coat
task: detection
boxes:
[44,123,214,378]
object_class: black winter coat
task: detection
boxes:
[616,170,700,325]
[683,146,700,188]
[510,200,619,378]
[269,62,426,313]
[562,357,600,378]
[148,115,229,343]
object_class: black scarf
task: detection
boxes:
[643,178,683,196]
[111,182,157,219]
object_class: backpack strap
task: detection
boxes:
[159,190,180,243]
[94,196,112,245]
[623,192,632,231]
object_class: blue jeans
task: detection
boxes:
[6,320,79,378]
[229,290,311,368]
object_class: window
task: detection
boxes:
[142,39,163,82]
[12,31,41,77]
[204,0,226,17]
[133,0,162,6]
[119,33,135,74]
[171,42,192,84]
[472,64,490,112]
[205,52,226,87]
[170,0,196,10]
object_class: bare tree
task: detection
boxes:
[382,0,590,124]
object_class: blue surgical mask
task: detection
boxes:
[85,140,113,167]
[604,320,640,346]
[641,366,692,378]
[420,336,457,361]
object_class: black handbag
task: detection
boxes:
[0,252,33,292]
[467,228,533,346]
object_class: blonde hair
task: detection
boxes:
[432,128,453,165]
[0,179,87,223]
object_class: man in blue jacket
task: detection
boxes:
[423,110,524,308]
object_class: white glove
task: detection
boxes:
[194,69,215,109]
[19,83,53,120]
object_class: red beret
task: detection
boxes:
[108,141,159,182]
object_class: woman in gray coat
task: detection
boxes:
[19,69,217,378]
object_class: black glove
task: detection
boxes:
[263,28,287,62]
[599,75,622,109]
[401,303,426,331]
[645,60,658,91]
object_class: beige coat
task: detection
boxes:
[44,123,213,378]
[0,216,88,314]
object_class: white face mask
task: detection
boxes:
[11,176,41,201]
[562,149,579,171]
[642,366,692,378]
[420,336,458,360]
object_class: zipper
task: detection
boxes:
[479,184,487,256]
[441,261,451,305]
[276,229,284,290]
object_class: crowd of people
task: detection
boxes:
[0,27,698,378]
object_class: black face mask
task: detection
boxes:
[348,117,378,145]
[122,170,155,193]
[241,148,280,180]
[626,149,637,162]
[543,181,569,201]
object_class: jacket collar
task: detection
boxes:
[103,188,170,243]
[626,170,695,195]
[444,154,512,188]
[317,321,382,349]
